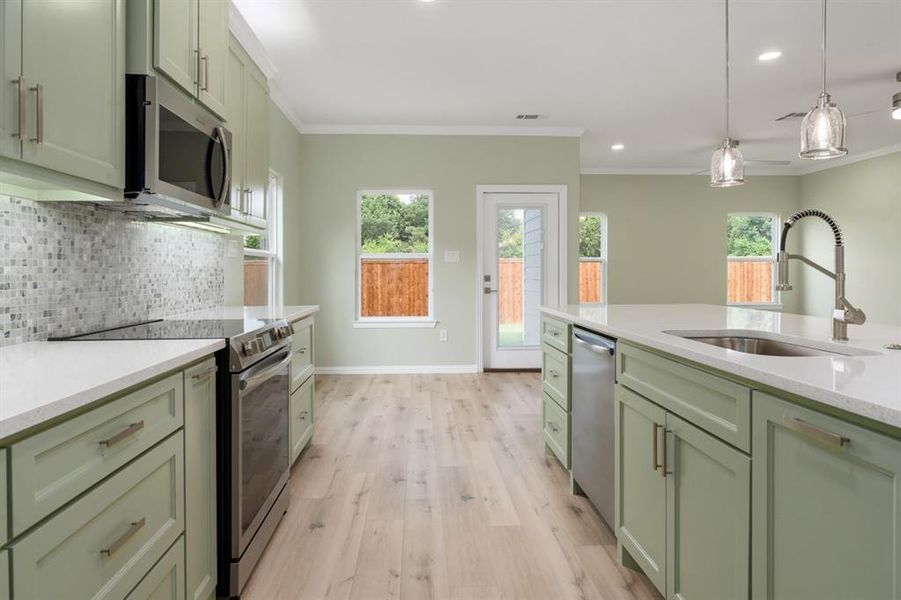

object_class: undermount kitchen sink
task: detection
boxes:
[665,331,880,358]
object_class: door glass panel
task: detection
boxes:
[497,207,543,348]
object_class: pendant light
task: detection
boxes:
[710,0,745,188]
[799,0,847,159]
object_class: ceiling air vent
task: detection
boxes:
[774,112,807,122]
[516,114,543,120]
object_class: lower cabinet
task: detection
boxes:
[10,433,184,599]
[127,537,186,600]
[752,392,901,600]
[184,359,217,600]
[290,376,314,465]
[616,384,750,599]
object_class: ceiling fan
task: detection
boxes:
[691,140,791,176]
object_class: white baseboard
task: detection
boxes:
[316,364,479,375]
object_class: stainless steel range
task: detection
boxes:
[53,318,293,598]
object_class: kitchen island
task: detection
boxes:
[539,303,901,600]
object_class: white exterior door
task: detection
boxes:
[481,191,561,369]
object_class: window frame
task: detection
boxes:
[354,189,436,328]
[726,211,782,309]
[243,170,284,306]
[578,211,608,304]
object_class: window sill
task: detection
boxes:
[728,303,784,311]
[352,320,438,329]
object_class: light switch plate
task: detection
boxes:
[444,250,461,263]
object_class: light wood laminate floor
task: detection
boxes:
[243,373,660,600]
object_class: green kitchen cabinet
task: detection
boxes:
[2,0,124,188]
[616,385,667,594]
[127,537,185,600]
[540,315,573,472]
[752,392,901,600]
[225,35,269,227]
[666,412,749,600]
[184,360,217,600]
[290,376,315,465]
[154,0,197,95]
[0,550,6,600]
[0,0,21,160]
[617,384,750,599]
[197,0,228,118]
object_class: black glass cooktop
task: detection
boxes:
[51,318,274,341]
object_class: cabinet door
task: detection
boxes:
[244,66,269,221]
[753,392,901,600]
[225,42,246,217]
[154,0,198,95]
[615,385,667,595]
[0,0,21,159]
[197,0,227,119]
[184,360,217,600]
[666,412,749,600]
[20,0,123,188]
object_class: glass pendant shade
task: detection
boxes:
[710,139,745,187]
[799,92,848,159]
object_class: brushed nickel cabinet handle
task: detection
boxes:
[192,364,218,381]
[194,48,201,85]
[548,369,559,379]
[99,421,145,447]
[652,423,662,472]
[783,416,849,448]
[29,83,42,144]
[298,411,309,419]
[101,517,145,557]
[11,76,26,140]
[295,347,308,355]
[552,331,561,337]
[548,422,560,433]
[201,55,210,91]
[663,429,674,476]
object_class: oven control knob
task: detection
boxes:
[280,325,292,338]
[243,338,263,356]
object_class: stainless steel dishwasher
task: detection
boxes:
[571,326,617,527]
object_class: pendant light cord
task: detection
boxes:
[821,0,827,95]
[725,0,730,139]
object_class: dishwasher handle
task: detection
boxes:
[573,333,615,356]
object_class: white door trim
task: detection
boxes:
[475,184,568,372]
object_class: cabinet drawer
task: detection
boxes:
[541,316,570,354]
[542,344,570,410]
[617,343,751,452]
[11,433,184,600]
[290,376,314,465]
[9,372,183,535]
[543,393,570,469]
[127,537,185,600]
[0,550,7,600]
[0,449,6,545]
[290,318,314,393]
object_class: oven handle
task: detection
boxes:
[239,351,291,394]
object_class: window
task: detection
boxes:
[243,172,283,306]
[726,213,779,305]
[355,190,434,325]
[579,213,607,303]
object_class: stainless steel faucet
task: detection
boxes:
[776,209,866,341]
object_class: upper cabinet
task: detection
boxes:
[0,0,124,190]
[129,0,228,120]
[225,35,269,229]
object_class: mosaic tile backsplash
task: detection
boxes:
[0,194,224,346]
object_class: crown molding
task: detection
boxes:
[300,124,584,137]
[269,84,305,136]
[228,2,278,80]
[795,143,901,176]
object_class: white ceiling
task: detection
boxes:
[233,0,901,175]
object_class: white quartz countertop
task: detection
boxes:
[167,304,319,323]
[541,304,901,429]
[0,339,224,441]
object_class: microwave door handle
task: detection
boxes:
[213,125,230,209]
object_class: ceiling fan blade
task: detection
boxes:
[846,107,890,119]
[745,159,792,166]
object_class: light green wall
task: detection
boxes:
[268,101,308,306]
[795,152,901,326]
[580,174,802,312]
[288,134,581,368]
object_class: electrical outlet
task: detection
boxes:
[439,329,448,342]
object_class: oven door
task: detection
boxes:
[230,347,290,557]
[131,75,231,215]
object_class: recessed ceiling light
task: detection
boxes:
[758,50,782,62]
[610,143,625,151]
[420,0,436,3]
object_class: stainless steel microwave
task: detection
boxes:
[125,74,231,217]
